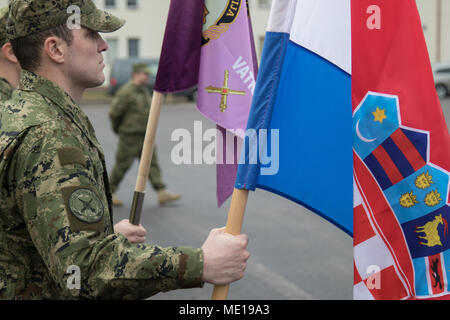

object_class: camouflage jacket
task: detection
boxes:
[0,77,13,101]
[109,81,151,135]
[0,71,203,300]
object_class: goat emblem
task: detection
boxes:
[415,214,448,247]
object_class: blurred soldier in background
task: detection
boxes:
[109,63,181,207]
[0,7,20,101]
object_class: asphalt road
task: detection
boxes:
[81,96,450,300]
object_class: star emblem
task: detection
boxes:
[372,107,387,123]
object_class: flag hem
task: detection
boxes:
[252,184,353,237]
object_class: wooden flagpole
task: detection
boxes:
[129,91,164,225]
[211,188,250,300]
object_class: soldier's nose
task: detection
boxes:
[99,37,108,53]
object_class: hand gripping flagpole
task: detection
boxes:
[129,91,164,225]
[211,188,250,300]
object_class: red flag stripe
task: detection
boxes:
[427,254,445,295]
[354,204,376,246]
[372,146,404,185]
[354,260,363,285]
[390,129,427,171]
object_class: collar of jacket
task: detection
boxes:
[18,69,105,157]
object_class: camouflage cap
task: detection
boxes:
[0,7,8,46]
[133,63,151,75]
[6,0,125,40]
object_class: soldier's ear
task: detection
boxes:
[42,36,66,65]
[1,42,18,64]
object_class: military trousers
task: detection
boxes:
[109,133,166,193]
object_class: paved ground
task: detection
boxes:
[81,96,450,300]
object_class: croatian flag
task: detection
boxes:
[235,0,450,300]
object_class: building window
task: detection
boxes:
[127,0,138,8]
[105,38,118,63]
[128,38,140,58]
[258,0,271,8]
[105,0,116,9]
[436,68,450,74]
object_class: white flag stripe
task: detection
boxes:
[354,177,363,207]
[353,282,374,300]
[290,0,352,74]
[354,235,395,280]
[424,257,432,295]
[441,254,449,295]
[266,0,298,34]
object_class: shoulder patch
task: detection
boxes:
[68,188,104,224]
[62,186,105,232]
[57,147,86,167]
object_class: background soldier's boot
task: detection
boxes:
[112,194,124,207]
[158,189,181,205]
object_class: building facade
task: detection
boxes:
[90,0,273,67]
[417,0,450,63]
[0,0,447,73]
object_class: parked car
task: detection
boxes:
[107,58,197,101]
[433,62,450,99]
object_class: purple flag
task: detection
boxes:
[216,126,239,207]
[199,0,258,207]
[198,0,258,131]
[154,0,204,93]
[155,0,257,207]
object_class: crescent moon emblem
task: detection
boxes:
[356,119,377,143]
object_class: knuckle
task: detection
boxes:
[244,251,250,261]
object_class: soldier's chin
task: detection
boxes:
[85,75,106,89]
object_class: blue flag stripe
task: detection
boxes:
[236,34,353,235]
[364,153,393,190]
[236,31,290,190]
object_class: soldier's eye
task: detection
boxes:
[86,30,99,40]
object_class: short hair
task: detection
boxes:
[10,24,74,72]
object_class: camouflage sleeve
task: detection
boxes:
[11,123,204,299]
[109,90,129,134]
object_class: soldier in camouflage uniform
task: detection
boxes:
[0,0,250,300]
[0,7,20,101]
[109,63,181,207]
